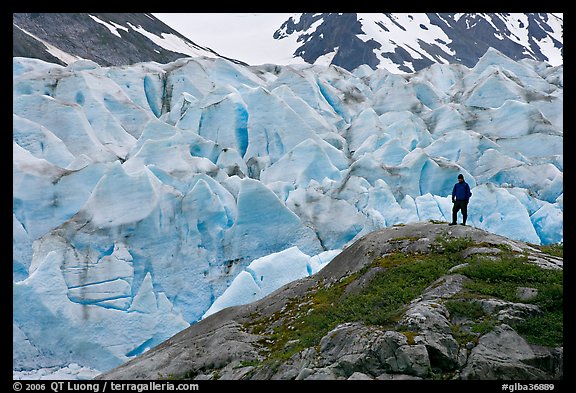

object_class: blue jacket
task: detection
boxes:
[452,181,472,201]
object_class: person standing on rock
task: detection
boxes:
[449,174,472,226]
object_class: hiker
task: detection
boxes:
[449,174,472,226]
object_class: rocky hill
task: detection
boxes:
[12,13,240,67]
[96,221,563,380]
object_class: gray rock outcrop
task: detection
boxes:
[97,222,563,380]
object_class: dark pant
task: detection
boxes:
[452,200,468,224]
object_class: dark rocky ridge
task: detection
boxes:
[96,222,563,380]
[12,13,245,67]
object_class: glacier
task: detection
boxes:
[13,47,562,378]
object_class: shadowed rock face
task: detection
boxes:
[12,13,244,67]
[96,222,563,381]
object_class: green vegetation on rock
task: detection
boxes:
[456,248,563,347]
[245,234,563,373]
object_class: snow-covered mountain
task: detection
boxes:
[14,13,563,73]
[270,13,563,73]
[12,13,244,67]
[13,46,562,379]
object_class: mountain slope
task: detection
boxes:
[96,222,563,380]
[13,13,562,73]
[12,13,245,67]
[274,13,563,72]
